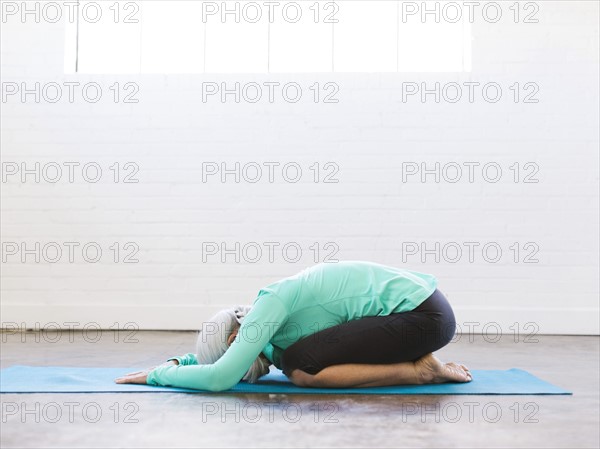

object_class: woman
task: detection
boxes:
[115,261,472,391]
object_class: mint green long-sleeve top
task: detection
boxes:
[146,261,438,391]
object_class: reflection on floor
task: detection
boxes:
[1,331,598,448]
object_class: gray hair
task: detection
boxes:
[196,305,271,383]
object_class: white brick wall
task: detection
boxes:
[1,1,598,334]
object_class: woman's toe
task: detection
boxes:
[443,364,469,382]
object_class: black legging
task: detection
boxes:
[280,289,456,376]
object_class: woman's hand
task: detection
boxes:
[114,360,178,385]
[114,370,149,384]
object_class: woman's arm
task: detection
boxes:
[115,359,179,384]
[146,295,288,391]
[166,353,198,366]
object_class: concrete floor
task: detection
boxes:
[1,331,598,448]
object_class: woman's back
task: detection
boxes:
[255,261,438,355]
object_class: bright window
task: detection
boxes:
[65,1,472,73]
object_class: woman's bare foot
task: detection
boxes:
[414,353,472,384]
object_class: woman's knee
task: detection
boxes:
[280,345,315,379]
[280,338,323,378]
[287,369,315,387]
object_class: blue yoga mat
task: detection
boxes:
[0,365,571,395]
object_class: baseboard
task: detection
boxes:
[1,304,598,335]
